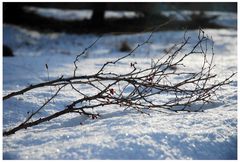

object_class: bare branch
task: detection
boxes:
[3,28,236,136]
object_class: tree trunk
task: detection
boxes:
[91,3,106,25]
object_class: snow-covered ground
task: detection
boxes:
[162,10,237,28]
[3,22,237,160]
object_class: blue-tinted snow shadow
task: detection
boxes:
[170,101,224,112]
[3,56,76,90]
[43,98,229,132]
[44,109,136,131]
[45,115,89,130]
[3,98,44,128]
[3,96,70,130]
[3,151,20,160]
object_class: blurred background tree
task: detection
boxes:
[3,2,237,34]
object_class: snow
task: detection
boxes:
[3,22,237,160]
[162,11,237,28]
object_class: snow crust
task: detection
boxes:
[3,24,237,159]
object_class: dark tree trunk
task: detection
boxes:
[91,3,106,25]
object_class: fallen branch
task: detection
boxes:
[3,29,236,136]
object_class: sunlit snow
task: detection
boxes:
[3,12,237,160]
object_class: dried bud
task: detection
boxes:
[109,88,115,95]
[147,76,154,81]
